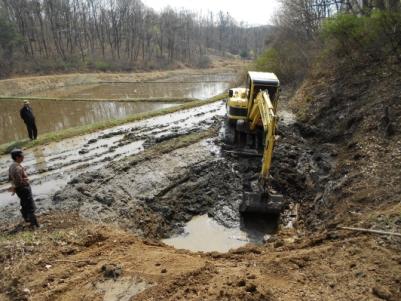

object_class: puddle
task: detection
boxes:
[0,100,177,144]
[280,109,297,126]
[162,214,277,253]
[94,276,151,301]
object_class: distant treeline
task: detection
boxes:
[0,0,272,77]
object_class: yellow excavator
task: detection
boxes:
[225,71,283,214]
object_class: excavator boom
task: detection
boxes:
[249,91,278,181]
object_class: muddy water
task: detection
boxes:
[163,215,249,252]
[163,214,277,253]
[0,100,177,144]
[30,73,237,100]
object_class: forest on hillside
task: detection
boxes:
[257,0,401,83]
[0,0,272,77]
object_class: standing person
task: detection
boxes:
[20,100,38,140]
[8,149,39,228]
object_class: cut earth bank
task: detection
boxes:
[0,62,400,300]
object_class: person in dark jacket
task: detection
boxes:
[20,100,38,140]
[8,149,39,228]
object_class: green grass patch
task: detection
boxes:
[0,92,227,154]
[0,230,38,244]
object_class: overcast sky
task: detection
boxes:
[141,0,281,26]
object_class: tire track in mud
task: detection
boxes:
[0,102,225,218]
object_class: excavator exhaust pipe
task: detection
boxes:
[240,191,284,215]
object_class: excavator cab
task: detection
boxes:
[227,72,280,125]
[225,71,284,215]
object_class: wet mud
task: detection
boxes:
[47,95,332,248]
[0,102,225,218]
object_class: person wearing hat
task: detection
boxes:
[20,100,38,140]
[8,149,39,228]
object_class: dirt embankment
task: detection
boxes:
[1,213,400,301]
[291,63,401,236]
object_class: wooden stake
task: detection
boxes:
[339,226,401,237]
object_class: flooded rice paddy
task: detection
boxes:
[30,73,237,100]
[0,72,236,144]
[0,100,177,144]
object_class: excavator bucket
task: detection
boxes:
[240,190,284,215]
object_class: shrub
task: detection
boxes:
[321,11,401,65]
[254,45,310,84]
[254,48,280,73]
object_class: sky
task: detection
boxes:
[141,0,281,26]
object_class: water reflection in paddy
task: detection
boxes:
[0,100,177,144]
[0,72,238,144]
[30,73,237,100]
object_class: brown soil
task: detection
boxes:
[0,213,400,301]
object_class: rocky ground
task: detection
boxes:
[0,62,400,300]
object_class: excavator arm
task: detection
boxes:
[239,90,283,214]
[248,91,278,182]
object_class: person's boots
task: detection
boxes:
[29,214,40,229]
[20,209,29,222]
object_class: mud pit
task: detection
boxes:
[52,136,247,240]
[0,102,226,212]
[44,95,321,252]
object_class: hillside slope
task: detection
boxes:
[291,62,401,236]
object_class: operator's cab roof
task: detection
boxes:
[248,72,280,87]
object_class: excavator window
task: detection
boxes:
[253,85,277,101]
